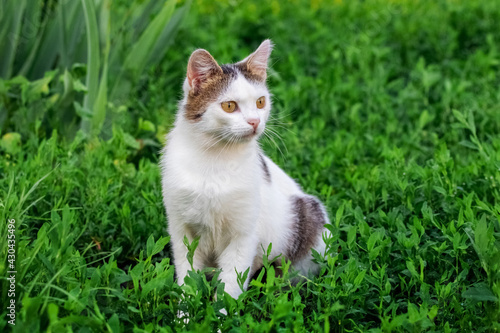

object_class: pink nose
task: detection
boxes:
[247,118,260,131]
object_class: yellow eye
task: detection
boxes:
[256,96,266,109]
[221,101,237,113]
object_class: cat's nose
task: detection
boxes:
[247,118,260,131]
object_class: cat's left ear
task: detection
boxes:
[238,39,273,81]
[187,49,223,93]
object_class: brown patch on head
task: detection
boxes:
[185,66,237,121]
[287,195,326,262]
[183,40,273,121]
[235,62,267,83]
[184,49,238,122]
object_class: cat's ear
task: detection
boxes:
[187,49,223,92]
[238,39,273,81]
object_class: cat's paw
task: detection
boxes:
[177,309,190,325]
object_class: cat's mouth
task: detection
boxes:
[220,129,259,143]
[238,130,258,140]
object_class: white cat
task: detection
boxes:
[160,40,330,299]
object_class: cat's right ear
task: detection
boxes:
[237,39,273,81]
[186,49,222,93]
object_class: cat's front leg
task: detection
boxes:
[217,235,257,299]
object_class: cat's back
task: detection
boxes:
[258,153,302,196]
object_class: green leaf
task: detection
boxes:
[74,101,93,120]
[111,0,177,101]
[148,0,193,66]
[151,236,170,257]
[47,303,59,323]
[127,305,140,313]
[81,0,100,133]
[90,0,110,137]
[139,119,156,132]
[123,133,140,149]
[347,225,356,247]
[146,235,155,258]
[459,140,478,150]
[107,313,120,333]
[130,261,145,281]
[22,71,55,103]
[183,236,200,269]
[428,305,438,320]
[0,0,26,78]
[125,0,176,74]
[335,202,344,228]
[406,261,419,279]
[0,132,21,154]
[418,109,433,129]
[433,186,447,196]
[366,232,379,252]
[452,109,468,129]
[475,216,490,258]
[353,269,366,287]
[462,284,498,302]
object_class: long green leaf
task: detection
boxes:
[106,0,161,78]
[148,0,193,66]
[125,0,176,74]
[81,0,101,134]
[0,0,26,78]
[15,0,42,74]
[64,1,87,64]
[110,0,177,101]
[29,2,65,79]
[58,0,68,68]
[91,0,111,137]
[18,0,52,77]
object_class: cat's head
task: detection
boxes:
[179,40,273,145]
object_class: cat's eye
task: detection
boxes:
[221,101,237,113]
[256,96,266,109]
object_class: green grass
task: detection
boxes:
[1,0,500,331]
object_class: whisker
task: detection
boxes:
[213,132,236,161]
[263,129,287,163]
[266,123,295,136]
[265,126,289,155]
[200,132,229,155]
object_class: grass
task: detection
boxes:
[1,0,500,331]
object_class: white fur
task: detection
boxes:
[161,43,329,299]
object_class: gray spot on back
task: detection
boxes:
[287,195,326,262]
[259,153,271,183]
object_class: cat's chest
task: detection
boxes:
[167,161,258,220]
[180,175,249,207]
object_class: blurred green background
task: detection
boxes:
[1,0,499,331]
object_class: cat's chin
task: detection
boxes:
[217,132,259,145]
[237,129,265,143]
[238,132,258,141]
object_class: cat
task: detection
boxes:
[160,40,330,299]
